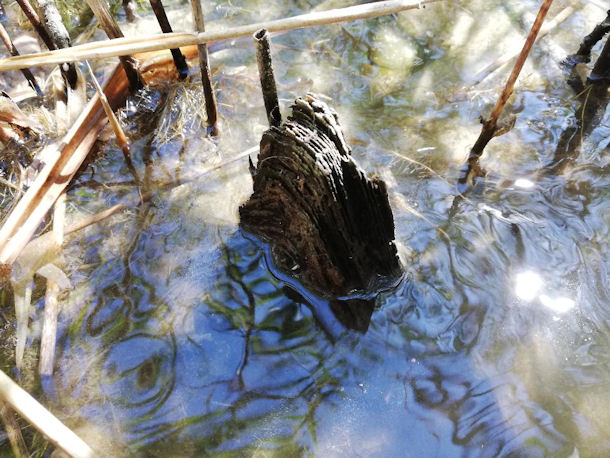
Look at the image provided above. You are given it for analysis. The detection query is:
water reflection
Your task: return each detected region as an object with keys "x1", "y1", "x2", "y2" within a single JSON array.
[
  {"x1": 514, "y1": 270, "x2": 576, "y2": 314},
  {"x1": 2, "y1": 0, "x2": 609, "y2": 456}
]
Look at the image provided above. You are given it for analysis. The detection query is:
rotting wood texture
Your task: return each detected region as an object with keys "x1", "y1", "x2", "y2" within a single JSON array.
[{"x1": 240, "y1": 94, "x2": 402, "y2": 298}]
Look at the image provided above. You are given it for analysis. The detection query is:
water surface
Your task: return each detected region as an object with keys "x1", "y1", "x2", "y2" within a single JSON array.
[{"x1": 1, "y1": 0, "x2": 609, "y2": 456}]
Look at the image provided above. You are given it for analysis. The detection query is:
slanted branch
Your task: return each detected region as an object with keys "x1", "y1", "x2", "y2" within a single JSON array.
[{"x1": 240, "y1": 95, "x2": 402, "y2": 298}]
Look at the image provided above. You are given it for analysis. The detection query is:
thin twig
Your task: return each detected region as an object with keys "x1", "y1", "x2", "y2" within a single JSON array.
[
  {"x1": 0, "y1": 0, "x2": 441, "y2": 71},
  {"x1": 254, "y1": 29, "x2": 281, "y2": 127},
  {"x1": 190, "y1": 0, "x2": 218, "y2": 135},
  {"x1": 150, "y1": 0, "x2": 189, "y2": 79},
  {"x1": 457, "y1": 0, "x2": 554, "y2": 192},
  {"x1": 0, "y1": 401, "x2": 28, "y2": 458},
  {"x1": 0, "y1": 23, "x2": 42, "y2": 96},
  {"x1": 0, "y1": 370, "x2": 95, "y2": 457},
  {"x1": 84, "y1": 60, "x2": 131, "y2": 156}
]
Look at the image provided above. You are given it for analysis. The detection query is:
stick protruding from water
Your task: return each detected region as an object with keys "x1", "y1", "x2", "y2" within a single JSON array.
[
  {"x1": 254, "y1": 29, "x2": 281, "y2": 128},
  {"x1": 190, "y1": 0, "x2": 218, "y2": 135}
]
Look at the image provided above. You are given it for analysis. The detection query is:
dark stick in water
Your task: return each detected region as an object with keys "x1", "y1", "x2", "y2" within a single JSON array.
[
  {"x1": 149, "y1": 0, "x2": 189, "y2": 79},
  {"x1": 84, "y1": 0, "x2": 144, "y2": 92},
  {"x1": 0, "y1": 23, "x2": 43, "y2": 96},
  {"x1": 254, "y1": 29, "x2": 281, "y2": 127},
  {"x1": 123, "y1": 0, "x2": 136, "y2": 22},
  {"x1": 190, "y1": 0, "x2": 218, "y2": 135}
]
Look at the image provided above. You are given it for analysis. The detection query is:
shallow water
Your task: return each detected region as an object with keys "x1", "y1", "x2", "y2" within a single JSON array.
[{"x1": 2, "y1": 0, "x2": 610, "y2": 456}]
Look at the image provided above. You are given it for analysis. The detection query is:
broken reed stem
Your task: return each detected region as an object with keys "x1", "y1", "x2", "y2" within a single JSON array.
[
  {"x1": 39, "y1": 192, "x2": 65, "y2": 376},
  {"x1": 150, "y1": 0, "x2": 189, "y2": 79},
  {"x1": 0, "y1": 0, "x2": 440, "y2": 70},
  {"x1": 458, "y1": 0, "x2": 554, "y2": 192},
  {"x1": 0, "y1": 23, "x2": 42, "y2": 96},
  {"x1": 16, "y1": 0, "x2": 56, "y2": 51},
  {"x1": 0, "y1": 400, "x2": 28, "y2": 458},
  {"x1": 254, "y1": 29, "x2": 281, "y2": 127},
  {"x1": 85, "y1": 60, "x2": 131, "y2": 156},
  {"x1": 84, "y1": 0, "x2": 144, "y2": 92},
  {"x1": 190, "y1": 0, "x2": 218, "y2": 135},
  {"x1": 0, "y1": 370, "x2": 95, "y2": 458}
]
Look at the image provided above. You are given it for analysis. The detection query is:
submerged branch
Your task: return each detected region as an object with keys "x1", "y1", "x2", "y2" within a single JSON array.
[{"x1": 0, "y1": 0, "x2": 441, "y2": 71}]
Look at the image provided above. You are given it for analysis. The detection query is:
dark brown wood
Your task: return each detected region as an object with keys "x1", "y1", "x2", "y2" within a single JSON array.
[
  {"x1": 589, "y1": 34, "x2": 610, "y2": 83},
  {"x1": 571, "y1": 10, "x2": 610, "y2": 64},
  {"x1": 84, "y1": 0, "x2": 144, "y2": 92},
  {"x1": 254, "y1": 29, "x2": 281, "y2": 127},
  {"x1": 149, "y1": 0, "x2": 188, "y2": 79},
  {"x1": 240, "y1": 95, "x2": 401, "y2": 299},
  {"x1": 190, "y1": 0, "x2": 218, "y2": 135}
]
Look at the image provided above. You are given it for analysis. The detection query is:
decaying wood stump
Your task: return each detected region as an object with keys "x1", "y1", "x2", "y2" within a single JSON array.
[{"x1": 239, "y1": 94, "x2": 402, "y2": 298}]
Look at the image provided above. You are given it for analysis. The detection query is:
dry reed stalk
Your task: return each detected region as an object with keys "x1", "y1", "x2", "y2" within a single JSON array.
[
  {"x1": 150, "y1": 0, "x2": 189, "y2": 79},
  {"x1": 38, "y1": 192, "x2": 65, "y2": 376},
  {"x1": 0, "y1": 0, "x2": 440, "y2": 71},
  {"x1": 458, "y1": 0, "x2": 554, "y2": 192},
  {"x1": 254, "y1": 29, "x2": 281, "y2": 127},
  {"x1": 0, "y1": 370, "x2": 95, "y2": 457},
  {"x1": 85, "y1": 60, "x2": 131, "y2": 156},
  {"x1": 0, "y1": 23, "x2": 42, "y2": 96},
  {"x1": 123, "y1": 0, "x2": 136, "y2": 22},
  {"x1": 84, "y1": 0, "x2": 144, "y2": 92},
  {"x1": 190, "y1": 0, "x2": 218, "y2": 135},
  {"x1": 0, "y1": 400, "x2": 28, "y2": 457},
  {"x1": 0, "y1": 63, "x2": 130, "y2": 266},
  {"x1": 0, "y1": 46, "x2": 200, "y2": 268}
]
